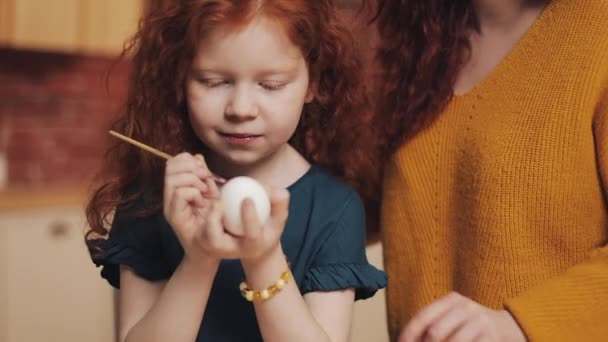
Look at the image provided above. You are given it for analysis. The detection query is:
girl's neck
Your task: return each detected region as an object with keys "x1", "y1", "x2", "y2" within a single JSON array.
[{"x1": 206, "y1": 144, "x2": 311, "y2": 189}]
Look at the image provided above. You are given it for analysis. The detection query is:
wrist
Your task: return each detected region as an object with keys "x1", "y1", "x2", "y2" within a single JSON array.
[
  {"x1": 182, "y1": 253, "x2": 221, "y2": 273},
  {"x1": 241, "y1": 243, "x2": 284, "y2": 269},
  {"x1": 241, "y1": 245, "x2": 288, "y2": 289}
]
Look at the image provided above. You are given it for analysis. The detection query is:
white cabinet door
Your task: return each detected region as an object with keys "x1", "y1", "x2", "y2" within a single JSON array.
[
  {"x1": 0, "y1": 206, "x2": 114, "y2": 342},
  {"x1": 0, "y1": 206, "x2": 389, "y2": 342}
]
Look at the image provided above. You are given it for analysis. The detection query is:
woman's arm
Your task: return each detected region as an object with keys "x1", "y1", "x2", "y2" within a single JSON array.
[
  {"x1": 503, "y1": 80, "x2": 608, "y2": 341},
  {"x1": 242, "y1": 246, "x2": 355, "y2": 342},
  {"x1": 119, "y1": 257, "x2": 219, "y2": 342},
  {"x1": 400, "y1": 82, "x2": 608, "y2": 342}
]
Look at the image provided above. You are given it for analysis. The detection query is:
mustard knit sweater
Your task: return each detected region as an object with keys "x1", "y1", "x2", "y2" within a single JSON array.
[{"x1": 380, "y1": 0, "x2": 608, "y2": 340}]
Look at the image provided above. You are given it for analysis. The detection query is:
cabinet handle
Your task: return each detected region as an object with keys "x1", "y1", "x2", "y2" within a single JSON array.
[{"x1": 49, "y1": 221, "x2": 69, "y2": 238}]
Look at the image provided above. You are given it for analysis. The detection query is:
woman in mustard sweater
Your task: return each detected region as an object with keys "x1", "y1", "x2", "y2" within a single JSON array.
[{"x1": 370, "y1": 0, "x2": 608, "y2": 340}]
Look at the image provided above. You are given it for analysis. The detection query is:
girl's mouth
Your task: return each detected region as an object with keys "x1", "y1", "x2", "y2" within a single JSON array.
[{"x1": 219, "y1": 132, "x2": 262, "y2": 145}]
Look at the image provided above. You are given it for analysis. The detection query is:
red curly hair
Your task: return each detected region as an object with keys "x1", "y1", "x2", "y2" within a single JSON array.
[
  {"x1": 86, "y1": 0, "x2": 377, "y2": 249},
  {"x1": 372, "y1": 0, "x2": 476, "y2": 153},
  {"x1": 351, "y1": 0, "x2": 477, "y2": 234}
]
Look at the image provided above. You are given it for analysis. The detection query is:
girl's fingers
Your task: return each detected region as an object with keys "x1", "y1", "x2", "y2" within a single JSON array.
[
  {"x1": 203, "y1": 175, "x2": 220, "y2": 198},
  {"x1": 268, "y1": 188, "x2": 290, "y2": 228},
  {"x1": 240, "y1": 188, "x2": 289, "y2": 242},
  {"x1": 165, "y1": 173, "x2": 209, "y2": 194},
  {"x1": 202, "y1": 201, "x2": 239, "y2": 252},
  {"x1": 165, "y1": 187, "x2": 207, "y2": 224},
  {"x1": 193, "y1": 153, "x2": 208, "y2": 166},
  {"x1": 193, "y1": 154, "x2": 221, "y2": 197},
  {"x1": 174, "y1": 187, "x2": 207, "y2": 210},
  {"x1": 167, "y1": 152, "x2": 200, "y2": 172},
  {"x1": 164, "y1": 154, "x2": 216, "y2": 205},
  {"x1": 166, "y1": 153, "x2": 212, "y2": 179},
  {"x1": 241, "y1": 198, "x2": 262, "y2": 240},
  {"x1": 203, "y1": 201, "x2": 224, "y2": 242}
]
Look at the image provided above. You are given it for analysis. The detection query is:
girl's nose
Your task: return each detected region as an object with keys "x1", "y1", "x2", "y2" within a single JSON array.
[{"x1": 225, "y1": 85, "x2": 259, "y2": 121}]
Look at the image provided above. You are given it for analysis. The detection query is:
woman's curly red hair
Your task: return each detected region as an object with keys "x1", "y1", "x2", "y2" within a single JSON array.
[
  {"x1": 375, "y1": 0, "x2": 478, "y2": 153},
  {"x1": 372, "y1": 0, "x2": 476, "y2": 154},
  {"x1": 354, "y1": 0, "x2": 477, "y2": 235},
  {"x1": 86, "y1": 0, "x2": 377, "y2": 248}
]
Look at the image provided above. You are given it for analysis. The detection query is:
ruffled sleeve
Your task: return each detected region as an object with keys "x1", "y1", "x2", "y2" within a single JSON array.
[
  {"x1": 300, "y1": 192, "x2": 387, "y2": 300},
  {"x1": 89, "y1": 199, "x2": 172, "y2": 288}
]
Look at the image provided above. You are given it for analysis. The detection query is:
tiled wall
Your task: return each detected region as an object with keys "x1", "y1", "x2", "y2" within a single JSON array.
[{"x1": 0, "y1": 48, "x2": 129, "y2": 189}]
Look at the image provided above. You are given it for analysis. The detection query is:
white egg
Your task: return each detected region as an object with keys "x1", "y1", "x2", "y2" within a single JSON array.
[{"x1": 220, "y1": 176, "x2": 270, "y2": 236}]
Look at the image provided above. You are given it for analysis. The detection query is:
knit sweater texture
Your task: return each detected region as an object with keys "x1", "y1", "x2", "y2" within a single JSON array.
[{"x1": 381, "y1": 0, "x2": 608, "y2": 340}]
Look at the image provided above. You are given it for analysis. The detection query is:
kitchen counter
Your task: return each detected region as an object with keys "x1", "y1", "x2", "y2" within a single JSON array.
[{"x1": 0, "y1": 186, "x2": 88, "y2": 211}]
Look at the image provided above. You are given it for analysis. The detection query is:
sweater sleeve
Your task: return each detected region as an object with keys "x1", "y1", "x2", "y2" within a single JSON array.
[{"x1": 504, "y1": 81, "x2": 608, "y2": 341}]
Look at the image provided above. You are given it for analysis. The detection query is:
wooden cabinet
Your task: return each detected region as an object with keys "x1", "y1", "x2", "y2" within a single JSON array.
[
  {"x1": 0, "y1": 205, "x2": 115, "y2": 342},
  {"x1": 0, "y1": 0, "x2": 143, "y2": 55},
  {"x1": 0, "y1": 221, "x2": 8, "y2": 342},
  {"x1": 0, "y1": 196, "x2": 387, "y2": 342}
]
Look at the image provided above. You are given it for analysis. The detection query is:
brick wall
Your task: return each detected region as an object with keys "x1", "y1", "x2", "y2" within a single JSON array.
[
  {"x1": 0, "y1": 4, "x2": 376, "y2": 189},
  {"x1": 0, "y1": 48, "x2": 130, "y2": 189}
]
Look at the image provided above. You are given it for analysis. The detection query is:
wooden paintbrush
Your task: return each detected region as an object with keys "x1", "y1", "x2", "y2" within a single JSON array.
[{"x1": 109, "y1": 130, "x2": 226, "y2": 184}]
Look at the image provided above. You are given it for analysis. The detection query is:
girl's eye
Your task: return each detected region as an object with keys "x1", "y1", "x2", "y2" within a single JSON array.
[
  {"x1": 200, "y1": 79, "x2": 230, "y2": 87},
  {"x1": 260, "y1": 82, "x2": 285, "y2": 91}
]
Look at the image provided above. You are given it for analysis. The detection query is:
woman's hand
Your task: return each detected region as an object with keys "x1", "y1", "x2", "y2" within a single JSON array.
[
  {"x1": 163, "y1": 152, "x2": 220, "y2": 263},
  {"x1": 399, "y1": 292, "x2": 526, "y2": 342}
]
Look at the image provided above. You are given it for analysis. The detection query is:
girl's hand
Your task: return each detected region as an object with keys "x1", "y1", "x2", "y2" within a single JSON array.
[
  {"x1": 163, "y1": 152, "x2": 220, "y2": 263},
  {"x1": 197, "y1": 187, "x2": 290, "y2": 262},
  {"x1": 399, "y1": 292, "x2": 526, "y2": 342}
]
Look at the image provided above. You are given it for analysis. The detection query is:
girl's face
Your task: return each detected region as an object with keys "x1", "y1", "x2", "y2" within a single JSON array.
[{"x1": 185, "y1": 16, "x2": 313, "y2": 169}]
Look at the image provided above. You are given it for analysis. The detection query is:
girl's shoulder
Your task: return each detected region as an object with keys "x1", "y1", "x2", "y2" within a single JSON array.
[
  {"x1": 283, "y1": 166, "x2": 386, "y2": 300},
  {"x1": 284, "y1": 165, "x2": 366, "y2": 243},
  {"x1": 288, "y1": 165, "x2": 364, "y2": 219},
  {"x1": 91, "y1": 193, "x2": 172, "y2": 288},
  {"x1": 289, "y1": 165, "x2": 362, "y2": 199}
]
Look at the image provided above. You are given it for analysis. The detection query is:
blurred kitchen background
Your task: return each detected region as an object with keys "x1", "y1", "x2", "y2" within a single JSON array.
[{"x1": 0, "y1": 1, "x2": 387, "y2": 341}]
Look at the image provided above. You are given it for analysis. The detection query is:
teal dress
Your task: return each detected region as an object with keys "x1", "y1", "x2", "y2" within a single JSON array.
[{"x1": 92, "y1": 165, "x2": 387, "y2": 341}]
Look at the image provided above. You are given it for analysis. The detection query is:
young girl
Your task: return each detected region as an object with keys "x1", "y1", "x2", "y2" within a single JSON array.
[{"x1": 85, "y1": 1, "x2": 386, "y2": 342}]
